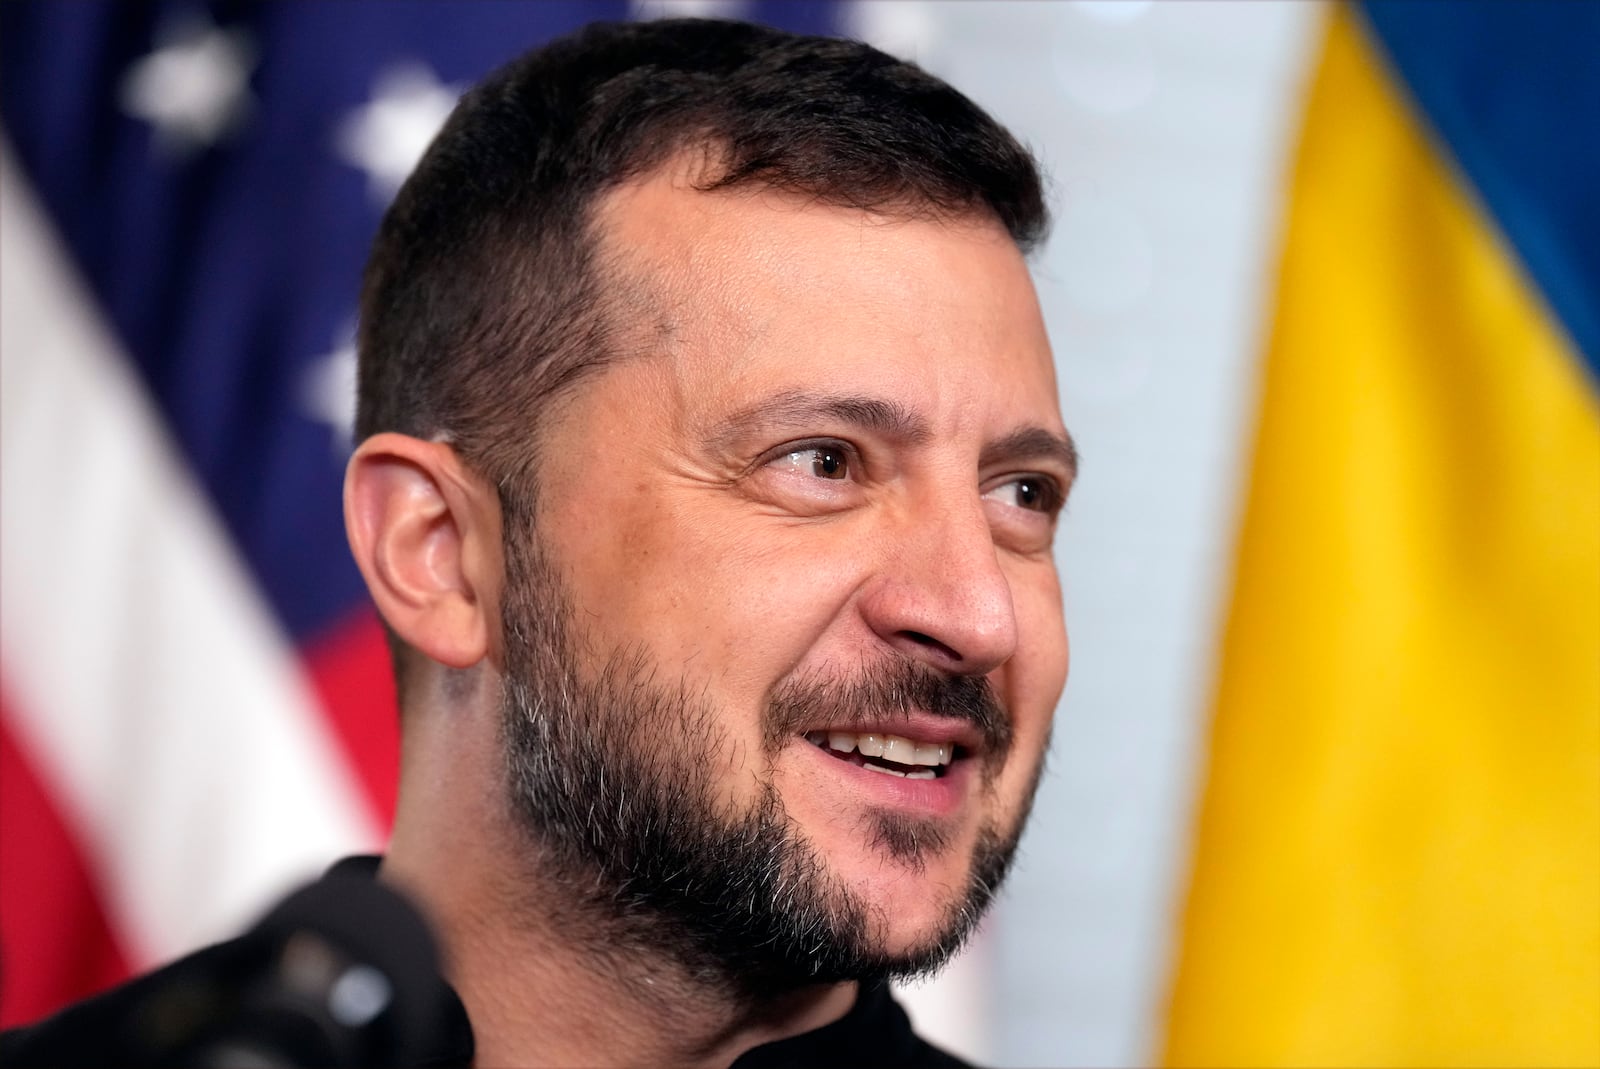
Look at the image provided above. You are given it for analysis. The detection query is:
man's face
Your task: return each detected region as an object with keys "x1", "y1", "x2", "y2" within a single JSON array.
[{"x1": 503, "y1": 167, "x2": 1071, "y2": 978}]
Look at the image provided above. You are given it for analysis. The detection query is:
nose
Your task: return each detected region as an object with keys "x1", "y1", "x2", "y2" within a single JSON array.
[{"x1": 859, "y1": 494, "x2": 1019, "y2": 676}]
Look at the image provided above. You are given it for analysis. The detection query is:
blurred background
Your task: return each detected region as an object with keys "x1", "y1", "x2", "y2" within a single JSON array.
[{"x1": 1, "y1": 2, "x2": 1595, "y2": 1065}]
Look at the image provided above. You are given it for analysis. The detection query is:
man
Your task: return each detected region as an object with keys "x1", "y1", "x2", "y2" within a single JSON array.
[{"x1": 5, "y1": 16, "x2": 1073, "y2": 1067}]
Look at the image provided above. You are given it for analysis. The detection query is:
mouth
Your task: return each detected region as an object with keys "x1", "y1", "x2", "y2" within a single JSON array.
[{"x1": 802, "y1": 729, "x2": 969, "y2": 780}]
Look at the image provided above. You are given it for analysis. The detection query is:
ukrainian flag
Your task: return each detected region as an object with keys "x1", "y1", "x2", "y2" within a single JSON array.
[{"x1": 1164, "y1": 3, "x2": 1599, "y2": 1066}]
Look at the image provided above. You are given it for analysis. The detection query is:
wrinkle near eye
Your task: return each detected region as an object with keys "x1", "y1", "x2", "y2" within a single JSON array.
[{"x1": 982, "y1": 475, "x2": 1064, "y2": 556}]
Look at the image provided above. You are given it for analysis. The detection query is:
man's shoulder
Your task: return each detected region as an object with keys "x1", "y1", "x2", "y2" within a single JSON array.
[
  {"x1": 735, "y1": 982, "x2": 978, "y2": 1069},
  {"x1": 6, "y1": 963, "x2": 972, "y2": 1069},
  {"x1": 1, "y1": 858, "x2": 472, "y2": 1068}
]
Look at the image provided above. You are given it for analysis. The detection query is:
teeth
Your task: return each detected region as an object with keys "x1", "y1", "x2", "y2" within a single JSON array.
[
  {"x1": 810, "y1": 731, "x2": 956, "y2": 768},
  {"x1": 881, "y1": 736, "x2": 916, "y2": 764},
  {"x1": 906, "y1": 769, "x2": 936, "y2": 780},
  {"x1": 863, "y1": 762, "x2": 906, "y2": 778}
]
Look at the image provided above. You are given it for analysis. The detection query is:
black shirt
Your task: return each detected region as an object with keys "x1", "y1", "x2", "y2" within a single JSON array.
[
  {"x1": 1, "y1": 859, "x2": 973, "y2": 1068},
  {"x1": 734, "y1": 980, "x2": 972, "y2": 1068}
]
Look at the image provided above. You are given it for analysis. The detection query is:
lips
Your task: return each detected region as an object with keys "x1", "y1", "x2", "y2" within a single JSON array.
[
  {"x1": 789, "y1": 716, "x2": 986, "y2": 826},
  {"x1": 789, "y1": 727, "x2": 975, "y2": 819}
]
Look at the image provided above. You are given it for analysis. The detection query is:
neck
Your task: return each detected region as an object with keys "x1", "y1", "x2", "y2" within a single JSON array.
[
  {"x1": 381, "y1": 701, "x2": 855, "y2": 1068},
  {"x1": 393, "y1": 842, "x2": 855, "y2": 1067}
]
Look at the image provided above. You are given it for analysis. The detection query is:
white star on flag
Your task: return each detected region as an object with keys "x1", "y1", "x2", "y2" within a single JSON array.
[
  {"x1": 631, "y1": 0, "x2": 750, "y2": 18},
  {"x1": 336, "y1": 63, "x2": 461, "y2": 205},
  {"x1": 119, "y1": 15, "x2": 256, "y2": 152},
  {"x1": 300, "y1": 329, "x2": 358, "y2": 455}
]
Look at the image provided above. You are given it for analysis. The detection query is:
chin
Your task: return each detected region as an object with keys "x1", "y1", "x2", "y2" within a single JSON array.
[
  {"x1": 873, "y1": 918, "x2": 971, "y2": 965},
  {"x1": 857, "y1": 904, "x2": 985, "y2": 982},
  {"x1": 825, "y1": 837, "x2": 990, "y2": 958}
]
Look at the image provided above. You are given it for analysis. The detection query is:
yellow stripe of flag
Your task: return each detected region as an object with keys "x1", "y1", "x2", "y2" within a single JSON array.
[{"x1": 1163, "y1": 7, "x2": 1600, "y2": 1066}]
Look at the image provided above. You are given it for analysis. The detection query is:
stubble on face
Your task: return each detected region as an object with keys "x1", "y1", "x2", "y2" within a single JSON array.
[{"x1": 495, "y1": 492, "x2": 1037, "y2": 1000}]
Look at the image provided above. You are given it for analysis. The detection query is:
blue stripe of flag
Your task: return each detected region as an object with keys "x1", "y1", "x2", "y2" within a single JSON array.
[{"x1": 1360, "y1": 0, "x2": 1600, "y2": 381}]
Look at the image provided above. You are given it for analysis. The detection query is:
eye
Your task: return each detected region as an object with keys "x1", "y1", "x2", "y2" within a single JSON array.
[
  {"x1": 809, "y1": 446, "x2": 848, "y2": 479},
  {"x1": 773, "y1": 443, "x2": 851, "y2": 480},
  {"x1": 984, "y1": 475, "x2": 1062, "y2": 514},
  {"x1": 751, "y1": 439, "x2": 863, "y2": 514}
]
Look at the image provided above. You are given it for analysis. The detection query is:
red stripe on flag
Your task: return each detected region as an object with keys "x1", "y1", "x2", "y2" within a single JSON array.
[
  {"x1": 301, "y1": 608, "x2": 400, "y2": 831},
  {"x1": 0, "y1": 694, "x2": 131, "y2": 1027}
]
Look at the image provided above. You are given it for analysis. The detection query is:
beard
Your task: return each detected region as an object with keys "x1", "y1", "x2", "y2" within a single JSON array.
[{"x1": 497, "y1": 516, "x2": 1039, "y2": 999}]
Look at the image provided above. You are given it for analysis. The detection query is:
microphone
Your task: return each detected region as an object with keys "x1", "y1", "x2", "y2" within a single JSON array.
[
  {"x1": 177, "y1": 871, "x2": 448, "y2": 1067},
  {"x1": 4, "y1": 867, "x2": 464, "y2": 1068}
]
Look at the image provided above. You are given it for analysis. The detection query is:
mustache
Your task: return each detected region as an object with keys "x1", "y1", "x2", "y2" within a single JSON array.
[{"x1": 764, "y1": 658, "x2": 1013, "y2": 759}]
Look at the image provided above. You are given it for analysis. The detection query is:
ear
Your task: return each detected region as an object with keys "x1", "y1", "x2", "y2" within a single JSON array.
[{"x1": 343, "y1": 433, "x2": 498, "y2": 670}]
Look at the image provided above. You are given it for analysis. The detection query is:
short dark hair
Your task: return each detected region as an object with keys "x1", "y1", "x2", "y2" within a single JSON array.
[{"x1": 355, "y1": 17, "x2": 1048, "y2": 485}]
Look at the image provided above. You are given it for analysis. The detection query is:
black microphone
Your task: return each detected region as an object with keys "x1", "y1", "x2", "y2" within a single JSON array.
[{"x1": 3, "y1": 868, "x2": 464, "y2": 1068}]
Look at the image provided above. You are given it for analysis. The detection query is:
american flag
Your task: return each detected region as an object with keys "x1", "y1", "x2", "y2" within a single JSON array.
[{"x1": 0, "y1": 0, "x2": 842, "y2": 1027}]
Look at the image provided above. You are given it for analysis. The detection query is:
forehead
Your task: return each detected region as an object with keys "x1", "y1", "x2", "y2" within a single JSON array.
[{"x1": 590, "y1": 162, "x2": 1063, "y2": 439}]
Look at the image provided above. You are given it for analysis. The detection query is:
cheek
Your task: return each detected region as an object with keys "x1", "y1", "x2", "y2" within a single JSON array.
[
  {"x1": 679, "y1": 525, "x2": 874, "y2": 696},
  {"x1": 549, "y1": 489, "x2": 864, "y2": 700},
  {"x1": 1001, "y1": 561, "x2": 1069, "y2": 735},
  {"x1": 990, "y1": 575, "x2": 1064, "y2": 821}
]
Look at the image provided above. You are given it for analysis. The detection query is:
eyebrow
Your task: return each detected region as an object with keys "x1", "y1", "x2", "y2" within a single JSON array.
[
  {"x1": 980, "y1": 425, "x2": 1079, "y2": 484},
  {"x1": 711, "y1": 390, "x2": 934, "y2": 449}
]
